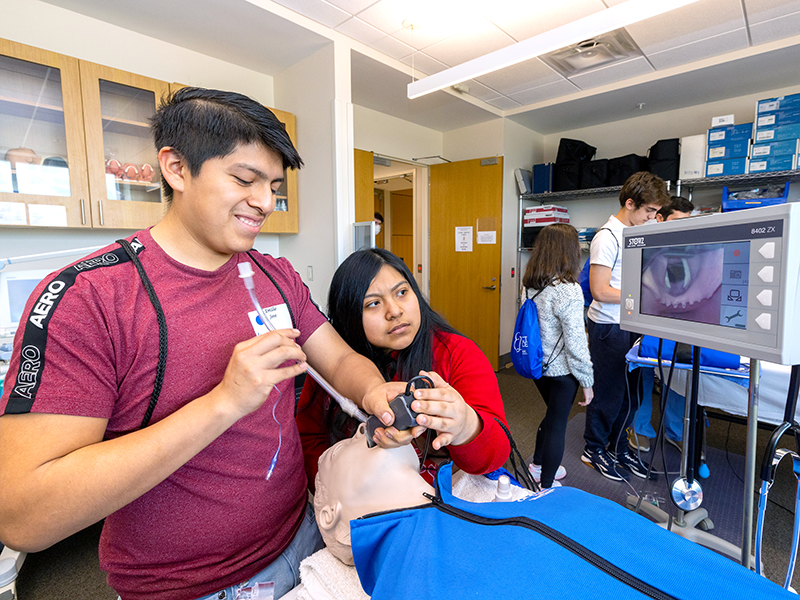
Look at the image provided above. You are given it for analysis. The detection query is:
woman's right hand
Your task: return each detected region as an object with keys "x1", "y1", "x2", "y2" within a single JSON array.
[{"x1": 579, "y1": 386, "x2": 594, "y2": 406}]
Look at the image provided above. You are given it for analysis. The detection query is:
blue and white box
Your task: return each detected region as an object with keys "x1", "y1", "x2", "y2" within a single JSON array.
[
  {"x1": 706, "y1": 157, "x2": 748, "y2": 177},
  {"x1": 707, "y1": 139, "x2": 751, "y2": 160},
  {"x1": 750, "y1": 139, "x2": 800, "y2": 158},
  {"x1": 708, "y1": 123, "x2": 753, "y2": 145},
  {"x1": 755, "y1": 123, "x2": 800, "y2": 143},
  {"x1": 756, "y1": 109, "x2": 800, "y2": 129},
  {"x1": 757, "y1": 93, "x2": 800, "y2": 114},
  {"x1": 747, "y1": 154, "x2": 797, "y2": 173}
]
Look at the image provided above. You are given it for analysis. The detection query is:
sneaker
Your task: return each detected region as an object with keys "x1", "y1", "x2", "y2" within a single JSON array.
[
  {"x1": 528, "y1": 463, "x2": 567, "y2": 482},
  {"x1": 581, "y1": 448, "x2": 626, "y2": 482},
  {"x1": 627, "y1": 428, "x2": 650, "y2": 453},
  {"x1": 613, "y1": 449, "x2": 654, "y2": 480},
  {"x1": 541, "y1": 480, "x2": 562, "y2": 488}
]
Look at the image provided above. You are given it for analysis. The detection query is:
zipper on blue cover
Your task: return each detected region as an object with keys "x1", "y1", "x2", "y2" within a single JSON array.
[{"x1": 424, "y1": 494, "x2": 677, "y2": 600}]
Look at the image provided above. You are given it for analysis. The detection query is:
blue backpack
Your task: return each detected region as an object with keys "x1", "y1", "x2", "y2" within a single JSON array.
[
  {"x1": 579, "y1": 227, "x2": 618, "y2": 307},
  {"x1": 511, "y1": 290, "x2": 562, "y2": 379}
]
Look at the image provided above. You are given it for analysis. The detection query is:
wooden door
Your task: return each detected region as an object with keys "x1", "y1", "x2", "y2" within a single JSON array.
[
  {"x1": 390, "y1": 188, "x2": 413, "y2": 271},
  {"x1": 354, "y1": 149, "x2": 374, "y2": 223},
  {"x1": 430, "y1": 157, "x2": 503, "y2": 370}
]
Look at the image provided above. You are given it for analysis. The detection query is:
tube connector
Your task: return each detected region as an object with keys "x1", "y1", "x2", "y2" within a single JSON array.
[{"x1": 237, "y1": 262, "x2": 256, "y2": 289}]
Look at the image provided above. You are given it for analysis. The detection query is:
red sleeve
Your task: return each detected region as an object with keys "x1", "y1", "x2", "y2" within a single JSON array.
[
  {"x1": 295, "y1": 377, "x2": 330, "y2": 494},
  {"x1": 433, "y1": 333, "x2": 510, "y2": 475}
]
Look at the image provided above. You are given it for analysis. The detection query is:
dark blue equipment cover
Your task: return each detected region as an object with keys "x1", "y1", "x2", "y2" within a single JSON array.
[{"x1": 351, "y1": 463, "x2": 792, "y2": 600}]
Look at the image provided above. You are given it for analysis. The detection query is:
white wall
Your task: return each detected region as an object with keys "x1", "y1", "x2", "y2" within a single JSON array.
[
  {"x1": 0, "y1": 0, "x2": 281, "y2": 275},
  {"x1": 275, "y1": 44, "x2": 339, "y2": 307},
  {"x1": 442, "y1": 119, "x2": 504, "y2": 161},
  {"x1": 353, "y1": 106, "x2": 442, "y2": 162}
]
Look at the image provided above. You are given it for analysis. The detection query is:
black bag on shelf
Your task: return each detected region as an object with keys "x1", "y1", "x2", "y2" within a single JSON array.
[
  {"x1": 607, "y1": 154, "x2": 649, "y2": 186},
  {"x1": 580, "y1": 159, "x2": 609, "y2": 189},
  {"x1": 520, "y1": 225, "x2": 542, "y2": 249},
  {"x1": 552, "y1": 161, "x2": 581, "y2": 191},
  {"x1": 648, "y1": 138, "x2": 680, "y2": 161},
  {"x1": 556, "y1": 138, "x2": 596, "y2": 164},
  {"x1": 647, "y1": 138, "x2": 680, "y2": 182}
]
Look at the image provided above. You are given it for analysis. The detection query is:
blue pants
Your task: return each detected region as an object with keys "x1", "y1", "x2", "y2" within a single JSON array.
[
  {"x1": 632, "y1": 368, "x2": 684, "y2": 442},
  {"x1": 584, "y1": 320, "x2": 639, "y2": 453}
]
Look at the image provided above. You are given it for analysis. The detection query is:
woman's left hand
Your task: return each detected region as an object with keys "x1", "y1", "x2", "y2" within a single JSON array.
[{"x1": 410, "y1": 370, "x2": 482, "y2": 450}]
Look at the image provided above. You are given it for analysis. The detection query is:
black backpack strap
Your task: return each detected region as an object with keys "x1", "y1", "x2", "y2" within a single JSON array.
[
  {"x1": 495, "y1": 417, "x2": 539, "y2": 492},
  {"x1": 116, "y1": 239, "x2": 168, "y2": 429},
  {"x1": 246, "y1": 251, "x2": 297, "y2": 329}
]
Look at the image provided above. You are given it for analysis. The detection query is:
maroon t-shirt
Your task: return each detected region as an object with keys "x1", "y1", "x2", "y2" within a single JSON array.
[{"x1": 0, "y1": 229, "x2": 327, "y2": 600}]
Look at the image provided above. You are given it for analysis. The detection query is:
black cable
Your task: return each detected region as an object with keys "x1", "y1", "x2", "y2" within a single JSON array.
[
  {"x1": 724, "y1": 421, "x2": 794, "y2": 515},
  {"x1": 495, "y1": 418, "x2": 538, "y2": 492}
]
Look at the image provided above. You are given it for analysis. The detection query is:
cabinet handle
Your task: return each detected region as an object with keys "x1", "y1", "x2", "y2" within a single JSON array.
[
  {"x1": 99, "y1": 200, "x2": 104, "y2": 226},
  {"x1": 483, "y1": 285, "x2": 497, "y2": 290},
  {"x1": 80, "y1": 198, "x2": 86, "y2": 225}
]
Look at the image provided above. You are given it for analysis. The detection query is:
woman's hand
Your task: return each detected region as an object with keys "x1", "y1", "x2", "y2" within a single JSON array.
[
  {"x1": 579, "y1": 386, "x2": 594, "y2": 407},
  {"x1": 361, "y1": 381, "x2": 425, "y2": 448},
  {"x1": 410, "y1": 370, "x2": 482, "y2": 450}
]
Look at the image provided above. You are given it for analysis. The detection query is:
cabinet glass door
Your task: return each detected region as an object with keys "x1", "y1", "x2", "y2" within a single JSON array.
[
  {"x1": 81, "y1": 61, "x2": 168, "y2": 230},
  {"x1": 0, "y1": 40, "x2": 90, "y2": 227}
]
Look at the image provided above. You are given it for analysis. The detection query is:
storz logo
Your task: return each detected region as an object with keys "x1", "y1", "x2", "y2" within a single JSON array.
[
  {"x1": 14, "y1": 345, "x2": 42, "y2": 399},
  {"x1": 28, "y1": 279, "x2": 67, "y2": 329},
  {"x1": 74, "y1": 252, "x2": 119, "y2": 271},
  {"x1": 627, "y1": 237, "x2": 646, "y2": 248}
]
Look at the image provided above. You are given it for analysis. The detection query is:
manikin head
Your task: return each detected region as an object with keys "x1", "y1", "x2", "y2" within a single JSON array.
[{"x1": 313, "y1": 423, "x2": 434, "y2": 565}]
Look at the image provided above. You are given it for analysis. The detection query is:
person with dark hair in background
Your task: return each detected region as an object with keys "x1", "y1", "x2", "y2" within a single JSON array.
[
  {"x1": 582, "y1": 171, "x2": 670, "y2": 481},
  {"x1": 522, "y1": 223, "x2": 593, "y2": 489},
  {"x1": 0, "y1": 87, "x2": 404, "y2": 600},
  {"x1": 629, "y1": 196, "x2": 695, "y2": 454},
  {"x1": 297, "y1": 248, "x2": 510, "y2": 489}
]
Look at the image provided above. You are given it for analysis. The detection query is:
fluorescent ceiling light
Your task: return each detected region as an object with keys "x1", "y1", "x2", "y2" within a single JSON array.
[{"x1": 407, "y1": 0, "x2": 701, "y2": 99}]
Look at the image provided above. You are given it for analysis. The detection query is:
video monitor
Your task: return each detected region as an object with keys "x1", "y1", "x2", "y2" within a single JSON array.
[
  {"x1": 0, "y1": 269, "x2": 50, "y2": 338},
  {"x1": 620, "y1": 203, "x2": 800, "y2": 365}
]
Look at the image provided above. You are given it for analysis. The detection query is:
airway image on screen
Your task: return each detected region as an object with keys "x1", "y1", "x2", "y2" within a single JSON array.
[{"x1": 640, "y1": 241, "x2": 749, "y2": 329}]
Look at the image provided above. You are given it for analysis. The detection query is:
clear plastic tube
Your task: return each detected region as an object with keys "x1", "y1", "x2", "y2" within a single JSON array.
[{"x1": 238, "y1": 263, "x2": 368, "y2": 423}]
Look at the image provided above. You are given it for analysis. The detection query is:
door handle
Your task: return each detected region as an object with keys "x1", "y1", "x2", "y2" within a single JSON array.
[{"x1": 483, "y1": 285, "x2": 497, "y2": 290}]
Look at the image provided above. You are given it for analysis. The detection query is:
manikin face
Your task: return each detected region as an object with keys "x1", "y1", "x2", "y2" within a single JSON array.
[
  {"x1": 314, "y1": 424, "x2": 433, "y2": 565},
  {"x1": 172, "y1": 142, "x2": 285, "y2": 264},
  {"x1": 361, "y1": 265, "x2": 421, "y2": 352}
]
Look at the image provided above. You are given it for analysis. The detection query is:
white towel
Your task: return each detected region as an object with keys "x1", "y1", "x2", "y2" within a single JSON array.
[
  {"x1": 452, "y1": 471, "x2": 534, "y2": 503},
  {"x1": 297, "y1": 548, "x2": 369, "y2": 600}
]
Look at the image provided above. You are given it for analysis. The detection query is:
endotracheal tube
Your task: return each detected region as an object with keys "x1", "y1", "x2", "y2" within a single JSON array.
[{"x1": 237, "y1": 263, "x2": 368, "y2": 478}]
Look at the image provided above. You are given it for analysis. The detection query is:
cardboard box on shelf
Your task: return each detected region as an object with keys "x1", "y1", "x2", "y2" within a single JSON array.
[
  {"x1": 750, "y1": 139, "x2": 800, "y2": 158},
  {"x1": 705, "y1": 157, "x2": 748, "y2": 177},
  {"x1": 755, "y1": 123, "x2": 800, "y2": 143},
  {"x1": 707, "y1": 139, "x2": 751, "y2": 160},
  {"x1": 757, "y1": 93, "x2": 800, "y2": 114},
  {"x1": 707, "y1": 123, "x2": 753, "y2": 145},
  {"x1": 747, "y1": 154, "x2": 797, "y2": 173}
]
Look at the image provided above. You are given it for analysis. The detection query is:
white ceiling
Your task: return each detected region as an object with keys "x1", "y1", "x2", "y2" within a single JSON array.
[{"x1": 43, "y1": 0, "x2": 800, "y2": 133}]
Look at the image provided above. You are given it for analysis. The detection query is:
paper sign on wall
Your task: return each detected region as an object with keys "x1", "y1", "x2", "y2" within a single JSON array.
[
  {"x1": 28, "y1": 203, "x2": 68, "y2": 227},
  {"x1": 455, "y1": 226, "x2": 473, "y2": 252},
  {"x1": 476, "y1": 216, "x2": 497, "y2": 244},
  {"x1": 0, "y1": 202, "x2": 27, "y2": 225}
]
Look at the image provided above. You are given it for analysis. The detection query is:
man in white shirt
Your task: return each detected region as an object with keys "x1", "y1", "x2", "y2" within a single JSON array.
[{"x1": 582, "y1": 172, "x2": 670, "y2": 481}]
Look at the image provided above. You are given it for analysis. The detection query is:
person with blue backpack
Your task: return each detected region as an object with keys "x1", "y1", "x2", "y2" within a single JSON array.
[{"x1": 520, "y1": 223, "x2": 593, "y2": 489}]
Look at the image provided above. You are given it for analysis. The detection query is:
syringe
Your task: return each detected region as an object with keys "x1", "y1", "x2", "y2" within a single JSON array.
[{"x1": 237, "y1": 262, "x2": 368, "y2": 423}]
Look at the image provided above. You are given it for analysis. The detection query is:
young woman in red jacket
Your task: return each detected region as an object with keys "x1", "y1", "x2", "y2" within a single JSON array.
[{"x1": 297, "y1": 249, "x2": 510, "y2": 488}]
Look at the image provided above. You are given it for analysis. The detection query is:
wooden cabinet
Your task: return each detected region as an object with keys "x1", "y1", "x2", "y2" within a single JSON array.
[
  {"x1": 0, "y1": 38, "x2": 91, "y2": 227},
  {"x1": 79, "y1": 61, "x2": 168, "y2": 229},
  {"x1": 1, "y1": 40, "x2": 300, "y2": 233}
]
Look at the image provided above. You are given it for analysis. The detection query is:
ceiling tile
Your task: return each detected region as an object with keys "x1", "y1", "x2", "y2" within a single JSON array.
[
  {"x1": 335, "y1": 17, "x2": 387, "y2": 45},
  {"x1": 508, "y1": 79, "x2": 581, "y2": 105},
  {"x1": 744, "y1": 0, "x2": 800, "y2": 24},
  {"x1": 485, "y1": 0, "x2": 608, "y2": 42},
  {"x1": 749, "y1": 11, "x2": 800, "y2": 44},
  {"x1": 422, "y1": 20, "x2": 515, "y2": 66},
  {"x1": 474, "y1": 57, "x2": 563, "y2": 97},
  {"x1": 269, "y1": 0, "x2": 351, "y2": 28},
  {"x1": 485, "y1": 96, "x2": 524, "y2": 110},
  {"x1": 568, "y1": 56, "x2": 654, "y2": 90},
  {"x1": 645, "y1": 28, "x2": 750, "y2": 70},
  {"x1": 455, "y1": 79, "x2": 501, "y2": 102},
  {"x1": 624, "y1": 0, "x2": 745, "y2": 56},
  {"x1": 371, "y1": 34, "x2": 415, "y2": 60},
  {"x1": 400, "y1": 52, "x2": 450, "y2": 75},
  {"x1": 326, "y1": 0, "x2": 380, "y2": 14}
]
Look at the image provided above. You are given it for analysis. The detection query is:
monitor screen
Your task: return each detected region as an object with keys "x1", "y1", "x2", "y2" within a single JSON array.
[
  {"x1": 640, "y1": 240, "x2": 750, "y2": 330},
  {"x1": 0, "y1": 269, "x2": 51, "y2": 337}
]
